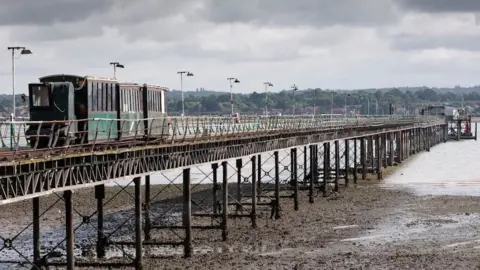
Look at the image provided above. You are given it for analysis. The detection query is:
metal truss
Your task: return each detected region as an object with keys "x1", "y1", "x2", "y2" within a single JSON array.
[{"x1": 0, "y1": 123, "x2": 448, "y2": 203}]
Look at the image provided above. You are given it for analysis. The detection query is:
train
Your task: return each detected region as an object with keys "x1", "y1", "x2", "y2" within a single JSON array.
[{"x1": 24, "y1": 74, "x2": 169, "y2": 148}]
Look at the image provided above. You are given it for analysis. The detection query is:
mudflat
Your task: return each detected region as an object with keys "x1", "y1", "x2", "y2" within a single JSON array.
[{"x1": 2, "y1": 177, "x2": 480, "y2": 270}]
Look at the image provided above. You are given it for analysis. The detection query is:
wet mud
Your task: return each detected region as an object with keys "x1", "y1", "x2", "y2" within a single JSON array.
[{"x1": 2, "y1": 177, "x2": 480, "y2": 269}]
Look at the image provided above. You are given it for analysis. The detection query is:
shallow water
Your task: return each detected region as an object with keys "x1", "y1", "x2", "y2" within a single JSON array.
[{"x1": 382, "y1": 125, "x2": 479, "y2": 196}]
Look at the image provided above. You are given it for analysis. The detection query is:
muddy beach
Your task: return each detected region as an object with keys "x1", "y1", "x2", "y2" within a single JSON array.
[
  {"x1": 136, "y1": 180, "x2": 480, "y2": 270},
  {"x1": 2, "y1": 173, "x2": 480, "y2": 269}
]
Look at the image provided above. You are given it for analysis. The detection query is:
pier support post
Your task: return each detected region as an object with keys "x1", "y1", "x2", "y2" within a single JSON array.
[
  {"x1": 334, "y1": 140, "x2": 340, "y2": 191},
  {"x1": 257, "y1": 154, "x2": 262, "y2": 203},
  {"x1": 251, "y1": 156, "x2": 257, "y2": 228},
  {"x1": 212, "y1": 163, "x2": 219, "y2": 215},
  {"x1": 309, "y1": 145, "x2": 315, "y2": 203},
  {"x1": 360, "y1": 137, "x2": 367, "y2": 180},
  {"x1": 64, "y1": 190, "x2": 74, "y2": 270},
  {"x1": 411, "y1": 129, "x2": 415, "y2": 155},
  {"x1": 475, "y1": 122, "x2": 478, "y2": 141},
  {"x1": 415, "y1": 128, "x2": 419, "y2": 153},
  {"x1": 443, "y1": 125, "x2": 448, "y2": 143},
  {"x1": 303, "y1": 146, "x2": 307, "y2": 188},
  {"x1": 353, "y1": 139, "x2": 358, "y2": 184},
  {"x1": 274, "y1": 151, "x2": 281, "y2": 219},
  {"x1": 221, "y1": 161, "x2": 229, "y2": 241},
  {"x1": 396, "y1": 131, "x2": 402, "y2": 163},
  {"x1": 291, "y1": 148, "x2": 299, "y2": 211},
  {"x1": 144, "y1": 176, "x2": 151, "y2": 242},
  {"x1": 457, "y1": 121, "x2": 461, "y2": 141},
  {"x1": 236, "y1": 159, "x2": 243, "y2": 213},
  {"x1": 426, "y1": 127, "x2": 431, "y2": 152},
  {"x1": 382, "y1": 134, "x2": 388, "y2": 168},
  {"x1": 95, "y1": 185, "x2": 106, "y2": 258},
  {"x1": 405, "y1": 131, "x2": 409, "y2": 159},
  {"x1": 33, "y1": 197, "x2": 40, "y2": 267},
  {"x1": 388, "y1": 133, "x2": 394, "y2": 166},
  {"x1": 368, "y1": 136, "x2": 374, "y2": 171},
  {"x1": 322, "y1": 142, "x2": 329, "y2": 197},
  {"x1": 182, "y1": 170, "x2": 192, "y2": 258},
  {"x1": 134, "y1": 177, "x2": 143, "y2": 267},
  {"x1": 344, "y1": 140, "x2": 349, "y2": 187},
  {"x1": 376, "y1": 135, "x2": 382, "y2": 180}
]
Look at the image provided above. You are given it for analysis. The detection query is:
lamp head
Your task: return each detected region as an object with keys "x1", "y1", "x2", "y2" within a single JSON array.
[{"x1": 20, "y1": 49, "x2": 32, "y2": 55}]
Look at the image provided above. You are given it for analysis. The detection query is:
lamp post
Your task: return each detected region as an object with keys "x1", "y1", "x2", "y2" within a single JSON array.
[
  {"x1": 7, "y1": 46, "x2": 32, "y2": 118},
  {"x1": 344, "y1": 93, "x2": 351, "y2": 117},
  {"x1": 291, "y1": 84, "x2": 298, "y2": 115},
  {"x1": 227, "y1": 77, "x2": 240, "y2": 116},
  {"x1": 7, "y1": 46, "x2": 32, "y2": 151},
  {"x1": 109, "y1": 62, "x2": 124, "y2": 79},
  {"x1": 177, "y1": 71, "x2": 194, "y2": 117},
  {"x1": 263, "y1": 82, "x2": 273, "y2": 116}
]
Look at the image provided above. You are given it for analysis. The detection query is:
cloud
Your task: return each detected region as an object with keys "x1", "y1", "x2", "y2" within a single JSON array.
[
  {"x1": 396, "y1": 0, "x2": 480, "y2": 13},
  {"x1": 0, "y1": 0, "x2": 114, "y2": 26},
  {"x1": 201, "y1": 0, "x2": 401, "y2": 27},
  {"x1": 2, "y1": 0, "x2": 480, "y2": 96}
]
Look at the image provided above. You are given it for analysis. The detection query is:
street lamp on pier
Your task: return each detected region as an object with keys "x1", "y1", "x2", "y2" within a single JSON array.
[
  {"x1": 177, "y1": 71, "x2": 194, "y2": 117},
  {"x1": 291, "y1": 84, "x2": 298, "y2": 115},
  {"x1": 7, "y1": 46, "x2": 32, "y2": 117},
  {"x1": 109, "y1": 62, "x2": 124, "y2": 79},
  {"x1": 227, "y1": 77, "x2": 240, "y2": 116},
  {"x1": 344, "y1": 93, "x2": 351, "y2": 117},
  {"x1": 263, "y1": 82, "x2": 273, "y2": 116}
]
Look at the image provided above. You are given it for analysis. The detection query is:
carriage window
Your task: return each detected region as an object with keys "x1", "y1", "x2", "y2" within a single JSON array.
[
  {"x1": 120, "y1": 88, "x2": 124, "y2": 112},
  {"x1": 160, "y1": 91, "x2": 164, "y2": 113},
  {"x1": 128, "y1": 89, "x2": 132, "y2": 112},
  {"x1": 104, "y1": 83, "x2": 108, "y2": 111},
  {"x1": 88, "y1": 81, "x2": 92, "y2": 110},
  {"x1": 147, "y1": 91, "x2": 151, "y2": 111},
  {"x1": 121, "y1": 88, "x2": 126, "y2": 112},
  {"x1": 130, "y1": 89, "x2": 134, "y2": 111},
  {"x1": 103, "y1": 83, "x2": 108, "y2": 111},
  {"x1": 104, "y1": 83, "x2": 109, "y2": 111},
  {"x1": 92, "y1": 82, "x2": 98, "y2": 111},
  {"x1": 138, "y1": 89, "x2": 142, "y2": 111},
  {"x1": 132, "y1": 89, "x2": 136, "y2": 111},
  {"x1": 163, "y1": 91, "x2": 167, "y2": 113},
  {"x1": 31, "y1": 85, "x2": 50, "y2": 107},
  {"x1": 97, "y1": 83, "x2": 103, "y2": 111},
  {"x1": 151, "y1": 91, "x2": 155, "y2": 111},
  {"x1": 112, "y1": 84, "x2": 116, "y2": 111},
  {"x1": 108, "y1": 83, "x2": 112, "y2": 111}
]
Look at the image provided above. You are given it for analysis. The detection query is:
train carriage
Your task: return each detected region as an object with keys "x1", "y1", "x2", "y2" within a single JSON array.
[{"x1": 25, "y1": 73, "x2": 169, "y2": 148}]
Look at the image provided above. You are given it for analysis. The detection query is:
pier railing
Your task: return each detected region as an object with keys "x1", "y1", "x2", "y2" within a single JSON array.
[{"x1": 0, "y1": 115, "x2": 444, "y2": 159}]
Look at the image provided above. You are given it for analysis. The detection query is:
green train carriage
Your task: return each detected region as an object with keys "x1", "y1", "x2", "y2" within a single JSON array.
[{"x1": 25, "y1": 74, "x2": 169, "y2": 148}]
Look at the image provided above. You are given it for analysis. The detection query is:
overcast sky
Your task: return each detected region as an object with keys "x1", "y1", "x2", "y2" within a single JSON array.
[{"x1": 1, "y1": 0, "x2": 480, "y2": 94}]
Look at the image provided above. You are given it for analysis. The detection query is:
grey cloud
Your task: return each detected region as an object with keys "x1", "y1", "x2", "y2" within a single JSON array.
[
  {"x1": 0, "y1": 0, "x2": 115, "y2": 26},
  {"x1": 1, "y1": 0, "x2": 401, "y2": 29},
  {"x1": 200, "y1": 0, "x2": 401, "y2": 27},
  {"x1": 117, "y1": 41, "x2": 306, "y2": 63},
  {"x1": 0, "y1": 0, "x2": 202, "y2": 27},
  {"x1": 396, "y1": 0, "x2": 480, "y2": 12},
  {"x1": 391, "y1": 34, "x2": 480, "y2": 51},
  {"x1": 9, "y1": 22, "x2": 104, "y2": 42}
]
